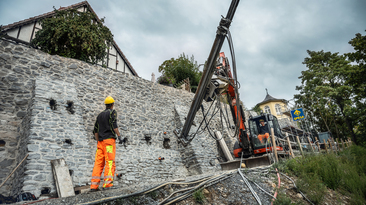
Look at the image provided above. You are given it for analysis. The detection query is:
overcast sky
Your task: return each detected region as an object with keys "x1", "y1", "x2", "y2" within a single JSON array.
[{"x1": 1, "y1": 0, "x2": 365, "y2": 108}]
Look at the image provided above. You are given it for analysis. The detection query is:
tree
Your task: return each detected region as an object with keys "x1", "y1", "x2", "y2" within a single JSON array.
[
  {"x1": 251, "y1": 104, "x2": 262, "y2": 115},
  {"x1": 345, "y1": 30, "x2": 366, "y2": 146},
  {"x1": 31, "y1": 7, "x2": 113, "y2": 64},
  {"x1": 294, "y1": 50, "x2": 358, "y2": 144},
  {"x1": 158, "y1": 53, "x2": 202, "y2": 92}
]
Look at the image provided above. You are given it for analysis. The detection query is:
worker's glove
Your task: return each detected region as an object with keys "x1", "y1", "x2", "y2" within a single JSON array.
[{"x1": 118, "y1": 136, "x2": 123, "y2": 144}]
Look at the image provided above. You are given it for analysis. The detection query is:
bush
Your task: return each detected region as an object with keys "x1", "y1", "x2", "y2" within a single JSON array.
[
  {"x1": 296, "y1": 174, "x2": 327, "y2": 204},
  {"x1": 284, "y1": 146, "x2": 366, "y2": 204},
  {"x1": 273, "y1": 192, "x2": 293, "y2": 205},
  {"x1": 193, "y1": 189, "x2": 206, "y2": 204}
]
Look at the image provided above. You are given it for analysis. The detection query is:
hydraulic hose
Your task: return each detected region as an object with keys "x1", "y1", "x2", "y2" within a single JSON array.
[
  {"x1": 77, "y1": 174, "x2": 217, "y2": 205},
  {"x1": 238, "y1": 168, "x2": 262, "y2": 205}
]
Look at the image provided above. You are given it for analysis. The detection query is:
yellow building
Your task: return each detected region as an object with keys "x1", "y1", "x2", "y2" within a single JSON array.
[{"x1": 256, "y1": 90, "x2": 291, "y2": 121}]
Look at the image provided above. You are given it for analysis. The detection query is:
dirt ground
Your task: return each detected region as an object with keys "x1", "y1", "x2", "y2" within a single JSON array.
[{"x1": 3, "y1": 168, "x2": 352, "y2": 205}]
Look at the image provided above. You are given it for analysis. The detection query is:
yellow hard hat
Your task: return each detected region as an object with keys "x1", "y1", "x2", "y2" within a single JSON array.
[{"x1": 104, "y1": 96, "x2": 115, "y2": 104}]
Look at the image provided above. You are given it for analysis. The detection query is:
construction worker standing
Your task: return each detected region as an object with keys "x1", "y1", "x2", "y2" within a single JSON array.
[{"x1": 90, "y1": 96, "x2": 122, "y2": 191}]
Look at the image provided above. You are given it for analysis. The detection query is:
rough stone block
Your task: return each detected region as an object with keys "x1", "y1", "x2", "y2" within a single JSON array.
[{"x1": 27, "y1": 144, "x2": 39, "y2": 152}]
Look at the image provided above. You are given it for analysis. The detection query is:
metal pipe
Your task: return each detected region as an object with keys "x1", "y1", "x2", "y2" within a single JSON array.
[{"x1": 179, "y1": 0, "x2": 240, "y2": 145}]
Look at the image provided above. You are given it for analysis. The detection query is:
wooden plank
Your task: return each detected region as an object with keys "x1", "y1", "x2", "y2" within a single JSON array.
[
  {"x1": 215, "y1": 131, "x2": 234, "y2": 162},
  {"x1": 51, "y1": 158, "x2": 75, "y2": 198},
  {"x1": 341, "y1": 139, "x2": 345, "y2": 150},
  {"x1": 285, "y1": 133, "x2": 294, "y2": 158},
  {"x1": 315, "y1": 137, "x2": 321, "y2": 153},
  {"x1": 331, "y1": 138, "x2": 337, "y2": 153},
  {"x1": 336, "y1": 138, "x2": 341, "y2": 151},
  {"x1": 328, "y1": 140, "x2": 334, "y2": 153},
  {"x1": 74, "y1": 185, "x2": 90, "y2": 194},
  {"x1": 296, "y1": 136, "x2": 304, "y2": 157},
  {"x1": 270, "y1": 128, "x2": 278, "y2": 162},
  {"x1": 307, "y1": 137, "x2": 314, "y2": 152},
  {"x1": 323, "y1": 139, "x2": 328, "y2": 153}
]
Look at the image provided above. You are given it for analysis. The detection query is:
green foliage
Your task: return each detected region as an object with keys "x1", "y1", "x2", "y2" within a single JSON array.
[
  {"x1": 157, "y1": 74, "x2": 176, "y2": 85},
  {"x1": 284, "y1": 146, "x2": 366, "y2": 204},
  {"x1": 192, "y1": 189, "x2": 206, "y2": 204},
  {"x1": 158, "y1": 53, "x2": 202, "y2": 92},
  {"x1": 295, "y1": 30, "x2": 366, "y2": 145},
  {"x1": 296, "y1": 174, "x2": 327, "y2": 204},
  {"x1": 273, "y1": 192, "x2": 294, "y2": 205},
  {"x1": 128, "y1": 196, "x2": 140, "y2": 205},
  {"x1": 31, "y1": 7, "x2": 113, "y2": 64},
  {"x1": 345, "y1": 30, "x2": 366, "y2": 146},
  {"x1": 147, "y1": 190, "x2": 159, "y2": 200},
  {"x1": 251, "y1": 104, "x2": 262, "y2": 115},
  {"x1": 294, "y1": 50, "x2": 357, "y2": 144}
]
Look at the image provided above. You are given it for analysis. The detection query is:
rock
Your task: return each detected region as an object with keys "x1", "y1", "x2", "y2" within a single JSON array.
[
  {"x1": 68, "y1": 64, "x2": 78, "y2": 69},
  {"x1": 15, "y1": 99, "x2": 28, "y2": 105},
  {"x1": 17, "y1": 111, "x2": 27, "y2": 117},
  {"x1": 203, "y1": 189, "x2": 209, "y2": 195},
  {"x1": 0, "y1": 159, "x2": 15, "y2": 168},
  {"x1": 296, "y1": 193, "x2": 303, "y2": 198}
]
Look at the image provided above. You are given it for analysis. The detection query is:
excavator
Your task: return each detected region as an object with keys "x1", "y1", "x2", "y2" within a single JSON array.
[
  {"x1": 176, "y1": 0, "x2": 284, "y2": 162},
  {"x1": 204, "y1": 52, "x2": 284, "y2": 157}
]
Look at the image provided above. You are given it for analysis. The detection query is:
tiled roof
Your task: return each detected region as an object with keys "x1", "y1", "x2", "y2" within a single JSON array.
[
  {"x1": 1, "y1": 1, "x2": 138, "y2": 77},
  {"x1": 257, "y1": 93, "x2": 287, "y2": 106}
]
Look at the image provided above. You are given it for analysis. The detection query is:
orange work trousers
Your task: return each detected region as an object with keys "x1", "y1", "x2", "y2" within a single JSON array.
[
  {"x1": 90, "y1": 138, "x2": 116, "y2": 189},
  {"x1": 258, "y1": 133, "x2": 269, "y2": 144}
]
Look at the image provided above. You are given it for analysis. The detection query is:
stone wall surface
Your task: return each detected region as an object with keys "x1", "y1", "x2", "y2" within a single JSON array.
[{"x1": 0, "y1": 39, "x2": 236, "y2": 198}]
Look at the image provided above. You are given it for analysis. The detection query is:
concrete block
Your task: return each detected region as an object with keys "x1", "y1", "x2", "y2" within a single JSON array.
[{"x1": 51, "y1": 158, "x2": 75, "y2": 198}]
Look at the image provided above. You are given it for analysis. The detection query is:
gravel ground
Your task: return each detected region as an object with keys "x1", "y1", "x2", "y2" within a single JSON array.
[{"x1": 6, "y1": 166, "x2": 279, "y2": 205}]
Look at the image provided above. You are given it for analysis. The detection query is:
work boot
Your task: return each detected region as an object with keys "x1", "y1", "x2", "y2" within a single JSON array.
[
  {"x1": 102, "y1": 186, "x2": 116, "y2": 191},
  {"x1": 90, "y1": 188, "x2": 100, "y2": 192}
]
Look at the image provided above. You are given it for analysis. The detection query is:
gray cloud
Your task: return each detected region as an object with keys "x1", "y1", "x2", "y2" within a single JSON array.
[{"x1": 1, "y1": 0, "x2": 365, "y2": 108}]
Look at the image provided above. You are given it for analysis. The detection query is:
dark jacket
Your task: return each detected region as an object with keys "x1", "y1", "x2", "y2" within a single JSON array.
[
  {"x1": 259, "y1": 124, "x2": 269, "y2": 134},
  {"x1": 93, "y1": 109, "x2": 118, "y2": 141}
]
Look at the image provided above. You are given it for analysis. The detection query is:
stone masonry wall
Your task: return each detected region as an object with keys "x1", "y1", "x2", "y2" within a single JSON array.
[{"x1": 0, "y1": 39, "x2": 236, "y2": 198}]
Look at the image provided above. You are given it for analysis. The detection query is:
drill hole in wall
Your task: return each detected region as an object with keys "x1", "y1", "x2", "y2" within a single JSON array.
[
  {"x1": 49, "y1": 99, "x2": 57, "y2": 110},
  {"x1": 69, "y1": 169, "x2": 74, "y2": 177},
  {"x1": 163, "y1": 138, "x2": 170, "y2": 149},
  {"x1": 0, "y1": 140, "x2": 5, "y2": 147},
  {"x1": 65, "y1": 139, "x2": 73, "y2": 145},
  {"x1": 66, "y1": 101, "x2": 75, "y2": 114},
  {"x1": 41, "y1": 187, "x2": 51, "y2": 195}
]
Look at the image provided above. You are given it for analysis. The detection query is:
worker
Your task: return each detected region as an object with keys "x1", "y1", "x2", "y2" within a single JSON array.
[
  {"x1": 90, "y1": 96, "x2": 123, "y2": 191},
  {"x1": 258, "y1": 119, "x2": 270, "y2": 144}
]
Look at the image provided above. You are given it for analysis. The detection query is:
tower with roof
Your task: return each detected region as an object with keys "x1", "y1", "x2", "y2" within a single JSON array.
[{"x1": 256, "y1": 89, "x2": 291, "y2": 120}]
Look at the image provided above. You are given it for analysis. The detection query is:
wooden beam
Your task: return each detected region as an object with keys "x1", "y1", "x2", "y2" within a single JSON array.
[
  {"x1": 315, "y1": 137, "x2": 321, "y2": 153},
  {"x1": 336, "y1": 138, "x2": 341, "y2": 151},
  {"x1": 296, "y1": 136, "x2": 304, "y2": 157},
  {"x1": 341, "y1": 139, "x2": 345, "y2": 150},
  {"x1": 270, "y1": 128, "x2": 278, "y2": 162},
  {"x1": 323, "y1": 139, "x2": 328, "y2": 153},
  {"x1": 286, "y1": 133, "x2": 294, "y2": 158},
  {"x1": 307, "y1": 137, "x2": 314, "y2": 153},
  {"x1": 328, "y1": 139, "x2": 334, "y2": 153}
]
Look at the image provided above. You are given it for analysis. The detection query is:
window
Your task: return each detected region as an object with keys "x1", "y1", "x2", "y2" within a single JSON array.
[
  {"x1": 275, "y1": 104, "x2": 282, "y2": 115},
  {"x1": 264, "y1": 106, "x2": 271, "y2": 114}
]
